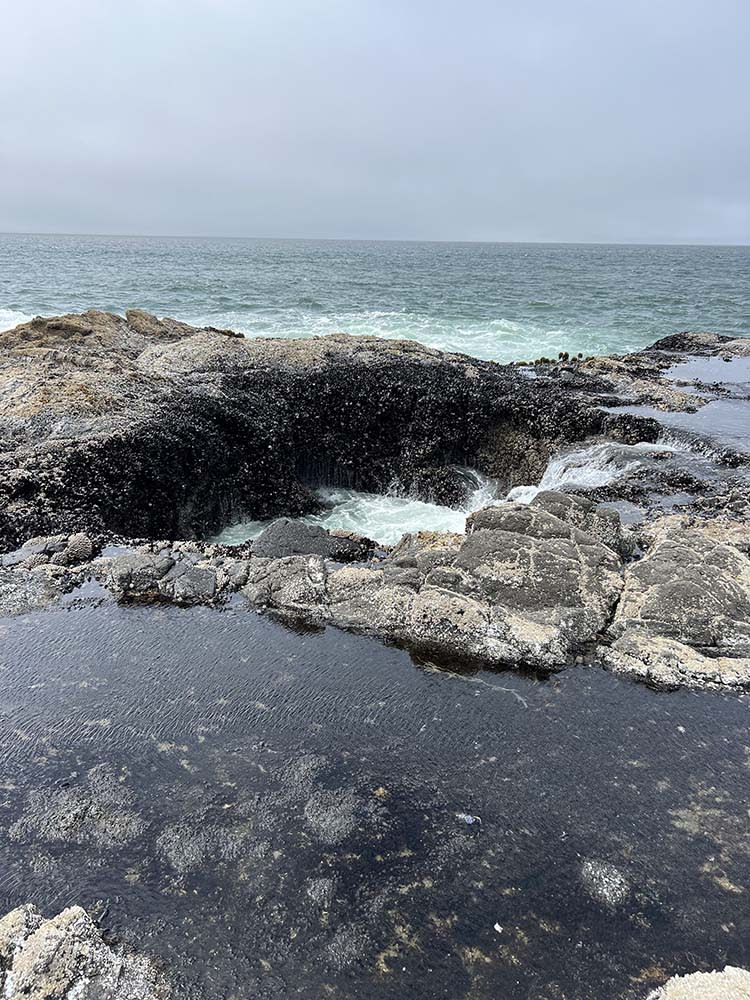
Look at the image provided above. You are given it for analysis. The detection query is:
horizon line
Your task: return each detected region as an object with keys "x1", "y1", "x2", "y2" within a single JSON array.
[{"x1": 1, "y1": 229, "x2": 748, "y2": 249}]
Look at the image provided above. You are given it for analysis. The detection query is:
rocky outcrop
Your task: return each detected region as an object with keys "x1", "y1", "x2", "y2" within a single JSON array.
[
  {"x1": 241, "y1": 499, "x2": 624, "y2": 671},
  {"x1": 2, "y1": 310, "x2": 749, "y2": 687},
  {"x1": 647, "y1": 965, "x2": 750, "y2": 999},
  {"x1": 2, "y1": 493, "x2": 749, "y2": 689},
  {"x1": 601, "y1": 512, "x2": 750, "y2": 689},
  {"x1": 0, "y1": 309, "x2": 626, "y2": 551},
  {"x1": 0, "y1": 903, "x2": 166, "y2": 999}
]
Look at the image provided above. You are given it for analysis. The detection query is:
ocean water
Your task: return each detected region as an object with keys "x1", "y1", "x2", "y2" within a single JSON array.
[{"x1": 1, "y1": 233, "x2": 748, "y2": 363}]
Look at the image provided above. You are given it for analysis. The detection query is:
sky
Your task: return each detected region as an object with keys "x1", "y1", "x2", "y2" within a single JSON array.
[{"x1": 2, "y1": 0, "x2": 749, "y2": 244}]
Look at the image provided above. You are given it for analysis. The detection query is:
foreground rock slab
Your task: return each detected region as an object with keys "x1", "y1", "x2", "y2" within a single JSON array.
[
  {"x1": 243, "y1": 494, "x2": 624, "y2": 671},
  {"x1": 0, "y1": 903, "x2": 166, "y2": 999}
]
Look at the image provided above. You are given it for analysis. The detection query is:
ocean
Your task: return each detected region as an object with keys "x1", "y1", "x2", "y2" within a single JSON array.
[{"x1": 1, "y1": 233, "x2": 748, "y2": 363}]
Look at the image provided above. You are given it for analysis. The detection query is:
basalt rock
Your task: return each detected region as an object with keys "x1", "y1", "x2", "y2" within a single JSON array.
[
  {"x1": 252, "y1": 519, "x2": 375, "y2": 562},
  {"x1": 0, "y1": 309, "x2": 688, "y2": 552},
  {"x1": 242, "y1": 501, "x2": 624, "y2": 671},
  {"x1": 601, "y1": 513, "x2": 750, "y2": 689},
  {"x1": 0, "y1": 903, "x2": 166, "y2": 999}
]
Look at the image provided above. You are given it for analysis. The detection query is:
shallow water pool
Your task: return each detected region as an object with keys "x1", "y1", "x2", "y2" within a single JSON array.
[{"x1": 1, "y1": 599, "x2": 749, "y2": 998}]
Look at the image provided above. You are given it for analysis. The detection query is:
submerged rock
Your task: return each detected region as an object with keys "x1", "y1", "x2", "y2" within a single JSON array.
[{"x1": 0, "y1": 903, "x2": 166, "y2": 999}]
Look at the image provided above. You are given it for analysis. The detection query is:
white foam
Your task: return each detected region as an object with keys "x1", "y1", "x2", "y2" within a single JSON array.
[
  {"x1": 0, "y1": 308, "x2": 32, "y2": 333},
  {"x1": 506, "y1": 440, "x2": 674, "y2": 504},
  {"x1": 190, "y1": 308, "x2": 630, "y2": 365},
  {"x1": 213, "y1": 469, "x2": 497, "y2": 547}
]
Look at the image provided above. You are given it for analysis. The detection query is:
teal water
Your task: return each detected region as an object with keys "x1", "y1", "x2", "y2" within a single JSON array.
[{"x1": 1, "y1": 234, "x2": 748, "y2": 362}]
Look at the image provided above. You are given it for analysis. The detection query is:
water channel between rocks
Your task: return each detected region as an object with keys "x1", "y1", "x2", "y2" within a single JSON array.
[{"x1": 1, "y1": 598, "x2": 749, "y2": 999}]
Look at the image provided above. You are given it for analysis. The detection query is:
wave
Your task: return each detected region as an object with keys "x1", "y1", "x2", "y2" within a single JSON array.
[
  {"x1": 506, "y1": 440, "x2": 676, "y2": 504},
  {"x1": 187, "y1": 307, "x2": 646, "y2": 365},
  {"x1": 0, "y1": 308, "x2": 33, "y2": 333}
]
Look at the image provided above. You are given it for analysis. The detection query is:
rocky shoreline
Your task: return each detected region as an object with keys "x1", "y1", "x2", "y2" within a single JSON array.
[
  {"x1": 1, "y1": 310, "x2": 749, "y2": 690},
  {"x1": 2, "y1": 310, "x2": 750, "y2": 998}
]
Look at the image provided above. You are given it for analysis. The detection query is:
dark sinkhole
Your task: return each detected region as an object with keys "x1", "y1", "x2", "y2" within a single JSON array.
[{"x1": 1, "y1": 598, "x2": 749, "y2": 999}]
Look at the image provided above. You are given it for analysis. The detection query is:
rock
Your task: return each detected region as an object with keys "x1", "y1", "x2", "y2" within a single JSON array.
[
  {"x1": 0, "y1": 309, "x2": 592, "y2": 549},
  {"x1": 244, "y1": 555, "x2": 328, "y2": 616},
  {"x1": 0, "y1": 904, "x2": 43, "y2": 967},
  {"x1": 647, "y1": 965, "x2": 750, "y2": 999},
  {"x1": 244, "y1": 502, "x2": 623, "y2": 671},
  {"x1": 648, "y1": 331, "x2": 724, "y2": 353},
  {"x1": 0, "y1": 563, "x2": 71, "y2": 617},
  {"x1": 10, "y1": 763, "x2": 146, "y2": 849},
  {"x1": 106, "y1": 552, "x2": 175, "y2": 600},
  {"x1": 601, "y1": 516, "x2": 750, "y2": 689},
  {"x1": 722, "y1": 338, "x2": 750, "y2": 357},
  {"x1": 2, "y1": 308, "x2": 701, "y2": 552},
  {"x1": 0, "y1": 903, "x2": 166, "y2": 999},
  {"x1": 580, "y1": 859, "x2": 630, "y2": 908},
  {"x1": 49, "y1": 531, "x2": 94, "y2": 566},
  {"x1": 529, "y1": 490, "x2": 629, "y2": 555},
  {"x1": 253, "y1": 519, "x2": 374, "y2": 562}
]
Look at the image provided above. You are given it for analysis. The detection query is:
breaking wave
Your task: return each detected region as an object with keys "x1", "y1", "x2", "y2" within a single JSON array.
[{"x1": 0, "y1": 308, "x2": 33, "y2": 333}]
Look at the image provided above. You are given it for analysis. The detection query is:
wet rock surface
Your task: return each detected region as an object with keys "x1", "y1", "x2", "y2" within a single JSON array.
[
  {"x1": 602, "y1": 511, "x2": 750, "y2": 688},
  {"x1": 240, "y1": 500, "x2": 625, "y2": 671},
  {"x1": 0, "y1": 491, "x2": 748, "y2": 689},
  {"x1": 0, "y1": 309, "x2": 611, "y2": 549}
]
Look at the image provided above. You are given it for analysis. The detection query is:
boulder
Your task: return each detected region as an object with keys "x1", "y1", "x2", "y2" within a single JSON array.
[
  {"x1": 252, "y1": 519, "x2": 374, "y2": 562},
  {"x1": 647, "y1": 965, "x2": 750, "y2": 999}
]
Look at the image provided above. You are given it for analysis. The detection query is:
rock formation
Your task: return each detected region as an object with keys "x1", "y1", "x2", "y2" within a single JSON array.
[
  {"x1": 1, "y1": 311, "x2": 749, "y2": 689},
  {"x1": 0, "y1": 903, "x2": 166, "y2": 999}
]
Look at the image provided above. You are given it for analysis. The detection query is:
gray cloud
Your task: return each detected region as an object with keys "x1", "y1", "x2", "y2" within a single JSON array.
[{"x1": 2, "y1": 0, "x2": 748, "y2": 242}]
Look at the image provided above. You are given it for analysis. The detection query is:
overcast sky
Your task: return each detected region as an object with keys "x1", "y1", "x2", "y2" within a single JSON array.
[{"x1": 2, "y1": 0, "x2": 749, "y2": 243}]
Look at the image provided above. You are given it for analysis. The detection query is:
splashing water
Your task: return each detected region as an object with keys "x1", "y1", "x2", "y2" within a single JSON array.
[
  {"x1": 506, "y1": 440, "x2": 675, "y2": 504},
  {"x1": 213, "y1": 469, "x2": 498, "y2": 547}
]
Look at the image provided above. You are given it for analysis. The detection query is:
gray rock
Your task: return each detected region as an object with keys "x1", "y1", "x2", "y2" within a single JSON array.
[
  {"x1": 0, "y1": 563, "x2": 70, "y2": 617},
  {"x1": 530, "y1": 490, "x2": 629, "y2": 555},
  {"x1": 244, "y1": 502, "x2": 624, "y2": 671},
  {"x1": 253, "y1": 519, "x2": 374, "y2": 562},
  {"x1": 49, "y1": 530, "x2": 94, "y2": 566},
  {"x1": 106, "y1": 552, "x2": 174, "y2": 600},
  {"x1": 601, "y1": 515, "x2": 750, "y2": 689},
  {"x1": 0, "y1": 903, "x2": 166, "y2": 999},
  {"x1": 580, "y1": 858, "x2": 630, "y2": 908}
]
